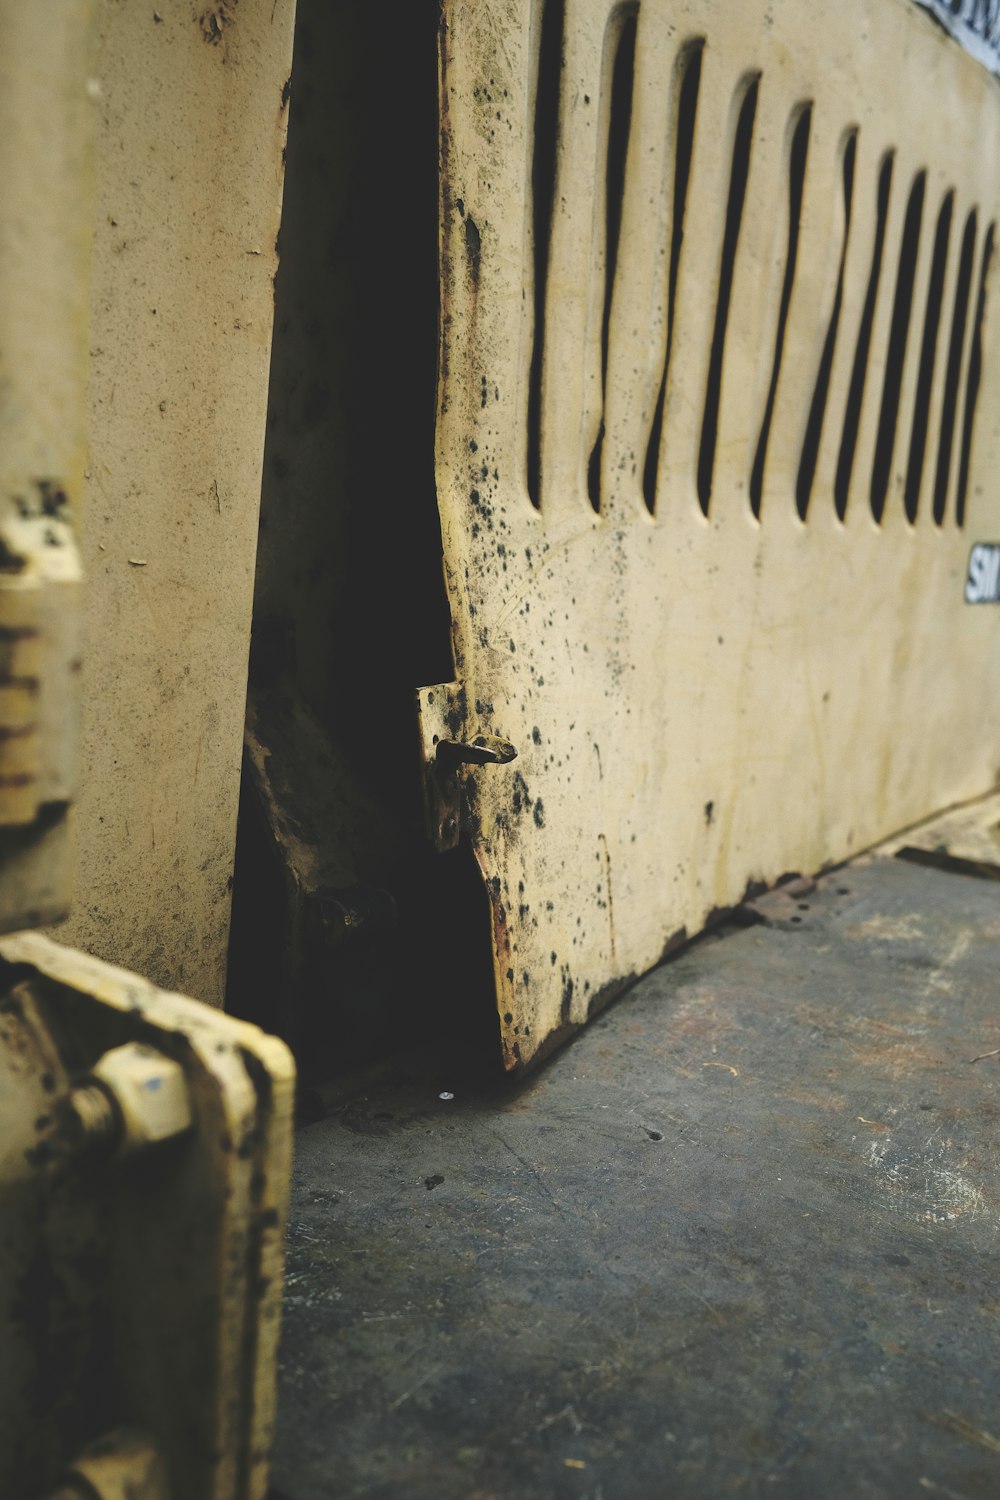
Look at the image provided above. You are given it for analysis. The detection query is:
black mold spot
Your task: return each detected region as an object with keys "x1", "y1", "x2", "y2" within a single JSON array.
[
  {"x1": 465, "y1": 215, "x2": 482, "y2": 286},
  {"x1": 511, "y1": 772, "x2": 532, "y2": 817},
  {"x1": 560, "y1": 975, "x2": 574, "y2": 1024}
]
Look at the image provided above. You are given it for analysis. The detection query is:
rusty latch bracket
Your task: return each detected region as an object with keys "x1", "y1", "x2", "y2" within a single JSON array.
[{"x1": 416, "y1": 684, "x2": 517, "y2": 851}]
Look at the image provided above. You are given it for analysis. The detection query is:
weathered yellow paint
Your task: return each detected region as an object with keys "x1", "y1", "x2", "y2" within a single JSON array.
[
  {"x1": 423, "y1": 0, "x2": 1000, "y2": 1068},
  {"x1": 0, "y1": 0, "x2": 92, "y2": 930},
  {"x1": 50, "y1": 0, "x2": 296, "y2": 1002},
  {"x1": 0, "y1": 930, "x2": 295, "y2": 1500}
]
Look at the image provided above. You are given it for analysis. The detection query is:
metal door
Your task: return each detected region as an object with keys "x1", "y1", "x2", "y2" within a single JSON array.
[{"x1": 421, "y1": 0, "x2": 1000, "y2": 1067}]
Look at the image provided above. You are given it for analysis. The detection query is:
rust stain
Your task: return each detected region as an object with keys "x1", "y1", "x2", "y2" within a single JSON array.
[
  {"x1": 783, "y1": 1085, "x2": 848, "y2": 1113},
  {"x1": 846, "y1": 1040, "x2": 947, "y2": 1078},
  {"x1": 598, "y1": 832, "x2": 616, "y2": 964},
  {"x1": 480, "y1": 862, "x2": 518, "y2": 1068},
  {"x1": 464, "y1": 214, "x2": 482, "y2": 287}
]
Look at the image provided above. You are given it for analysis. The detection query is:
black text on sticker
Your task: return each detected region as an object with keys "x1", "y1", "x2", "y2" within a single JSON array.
[{"x1": 965, "y1": 543, "x2": 1000, "y2": 603}]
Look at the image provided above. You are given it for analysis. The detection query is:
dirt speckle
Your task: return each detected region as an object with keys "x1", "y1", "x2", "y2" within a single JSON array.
[{"x1": 199, "y1": 1, "x2": 237, "y2": 45}]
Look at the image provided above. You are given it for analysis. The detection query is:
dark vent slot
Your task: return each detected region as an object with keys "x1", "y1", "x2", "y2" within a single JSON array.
[
  {"x1": 955, "y1": 222, "x2": 995, "y2": 528},
  {"x1": 903, "y1": 192, "x2": 953, "y2": 523},
  {"x1": 642, "y1": 40, "x2": 704, "y2": 514},
  {"x1": 835, "y1": 152, "x2": 894, "y2": 519},
  {"x1": 797, "y1": 131, "x2": 856, "y2": 519},
  {"x1": 870, "y1": 171, "x2": 926, "y2": 523},
  {"x1": 697, "y1": 77, "x2": 759, "y2": 516},
  {"x1": 933, "y1": 208, "x2": 977, "y2": 525},
  {"x1": 750, "y1": 104, "x2": 811, "y2": 519},
  {"x1": 588, "y1": 6, "x2": 638, "y2": 512},
  {"x1": 526, "y1": 0, "x2": 565, "y2": 510}
]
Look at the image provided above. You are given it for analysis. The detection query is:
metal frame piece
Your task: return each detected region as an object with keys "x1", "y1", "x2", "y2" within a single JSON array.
[
  {"x1": 0, "y1": 933, "x2": 295, "y2": 1500},
  {"x1": 0, "y1": 0, "x2": 93, "y2": 931}
]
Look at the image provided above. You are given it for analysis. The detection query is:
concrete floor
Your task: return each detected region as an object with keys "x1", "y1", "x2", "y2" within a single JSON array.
[{"x1": 270, "y1": 856, "x2": 1000, "y2": 1499}]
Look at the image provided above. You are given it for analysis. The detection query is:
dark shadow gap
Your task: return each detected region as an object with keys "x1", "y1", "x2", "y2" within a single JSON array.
[
  {"x1": 904, "y1": 191, "x2": 953, "y2": 523},
  {"x1": 526, "y1": 0, "x2": 565, "y2": 510},
  {"x1": 895, "y1": 845, "x2": 1000, "y2": 883},
  {"x1": 588, "y1": 6, "x2": 638, "y2": 513},
  {"x1": 933, "y1": 208, "x2": 977, "y2": 525},
  {"x1": 642, "y1": 40, "x2": 704, "y2": 514},
  {"x1": 835, "y1": 151, "x2": 894, "y2": 520},
  {"x1": 229, "y1": 2, "x2": 497, "y2": 1087},
  {"x1": 797, "y1": 131, "x2": 856, "y2": 520},
  {"x1": 870, "y1": 170, "x2": 926, "y2": 523},
  {"x1": 750, "y1": 104, "x2": 811, "y2": 519},
  {"x1": 697, "y1": 77, "x2": 759, "y2": 516},
  {"x1": 956, "y1": 221, "x2": 995, "y2": 528}
]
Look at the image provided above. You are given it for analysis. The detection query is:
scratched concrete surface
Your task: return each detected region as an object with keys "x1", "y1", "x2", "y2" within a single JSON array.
[{"x1": 270, "y1": 857, "x2": 1000, "y2": 1499}]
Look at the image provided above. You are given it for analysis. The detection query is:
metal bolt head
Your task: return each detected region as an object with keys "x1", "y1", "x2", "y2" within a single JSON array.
[{"x1": 88, "y1": 1042, "x2": 192, "y2": 1157}]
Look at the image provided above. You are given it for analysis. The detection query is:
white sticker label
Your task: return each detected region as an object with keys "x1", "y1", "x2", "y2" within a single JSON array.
[
  {"x1": 912, "y1": 0, "x2": 1000, "y2": 76},
  {"x1": 965, "y1": 543, "x2": 1000, "y2": 602}
]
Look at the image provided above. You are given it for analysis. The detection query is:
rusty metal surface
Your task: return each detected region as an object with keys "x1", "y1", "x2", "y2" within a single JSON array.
[
  {"x1": 422, "y1": 0, "x2": 1000, "y2": 1067},
  {"x1": 271, "y1": 856, "x2": 999, "y2": 1499}
]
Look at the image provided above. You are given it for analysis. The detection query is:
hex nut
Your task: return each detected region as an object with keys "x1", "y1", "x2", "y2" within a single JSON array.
[{"x1": 88, "y1": 1042, "x2": 193, "y2": 1157}]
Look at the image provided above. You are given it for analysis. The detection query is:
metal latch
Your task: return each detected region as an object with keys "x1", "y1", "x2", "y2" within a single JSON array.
[
  {"x1": 431, "y1": 733, "x2": 518, "y2": 849},
  {"x1": 416, "y1": 683, "x2": 519, "y2": 851}
]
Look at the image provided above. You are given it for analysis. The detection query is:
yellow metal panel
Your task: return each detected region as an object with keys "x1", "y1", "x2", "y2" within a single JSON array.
[
  {"x1": 0, "y1": 0, "x2": 92, "y2": 928},
  {"x1": 423, "y1": 0, "x2": 1000, "y2": 1067},
  {"x1": 51, "y1": 0, "x2": 296, "y2": 1002}
]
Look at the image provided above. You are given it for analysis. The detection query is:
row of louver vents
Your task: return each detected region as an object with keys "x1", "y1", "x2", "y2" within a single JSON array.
[{"x1": 525, "y1": 3, "x2": 994, "y2": 526}]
